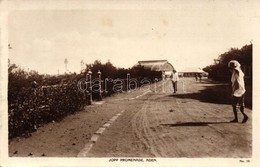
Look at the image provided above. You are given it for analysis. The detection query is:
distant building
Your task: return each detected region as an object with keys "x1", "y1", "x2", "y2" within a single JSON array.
[
  {"x1": 178, "y1": 67, "x2": 208, "y2": 77},
  {"x1": 136, "y1": 60, "x2": 175, "y2": 79}
]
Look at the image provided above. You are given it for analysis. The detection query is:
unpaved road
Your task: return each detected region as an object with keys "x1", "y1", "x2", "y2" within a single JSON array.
[{"x1": 9, "y1": 78, "x2": 252, "y2": 158}]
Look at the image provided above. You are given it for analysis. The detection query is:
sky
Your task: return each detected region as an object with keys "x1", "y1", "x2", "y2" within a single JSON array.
[{"x1": 7, "y1": 1, "x2": 256, "y2": 75}]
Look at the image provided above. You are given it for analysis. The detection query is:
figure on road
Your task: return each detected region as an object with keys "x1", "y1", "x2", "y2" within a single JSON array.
[
  {"x1": 198, "y1": 73, "x2": 202, "y2": 82},
  {"x1": 195, "y1": 73, "x2": 198, "y2": 81},
  {"x1": 228, "y1": 60, "x2": 248, "y2": 123},
  {"x1": 171, "y1": 70, "x2": 179, "y2": 93}
]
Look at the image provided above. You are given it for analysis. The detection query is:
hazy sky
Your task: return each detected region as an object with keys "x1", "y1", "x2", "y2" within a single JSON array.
[{"x1": 8, "y1": 1, "x2": 256, "y2": 74}]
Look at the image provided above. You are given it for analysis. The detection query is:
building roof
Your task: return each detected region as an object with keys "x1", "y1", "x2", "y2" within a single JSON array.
[{"x1": 136, "y1": 60, "x2": 174, "y2": 71}]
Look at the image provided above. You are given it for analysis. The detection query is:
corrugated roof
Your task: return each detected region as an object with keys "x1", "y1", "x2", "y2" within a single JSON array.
[
  {"x1": 137, "y1": 60, "x2": 174, "y2": 71},
  {"x1": 138, "y1": 60, "x2": 168, "y2": 64}
]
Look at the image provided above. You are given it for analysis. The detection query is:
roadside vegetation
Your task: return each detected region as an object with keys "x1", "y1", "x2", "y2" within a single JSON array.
[
  {"x1": 8, "y1": 60, "x2": 160, "y2": 138},
  {"x1": 203, "y1": 44, "x2": 252, "y2": 108}
]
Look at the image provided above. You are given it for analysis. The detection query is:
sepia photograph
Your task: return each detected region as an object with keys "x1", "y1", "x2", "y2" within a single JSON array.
[{"x1": 1, "y1": 0, "x2": 260, "y2": 166}]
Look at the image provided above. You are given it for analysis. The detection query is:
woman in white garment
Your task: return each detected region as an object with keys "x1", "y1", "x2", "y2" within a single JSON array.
[{"x1": 228, "y1": 60, "x2": 248, "y2": 123}]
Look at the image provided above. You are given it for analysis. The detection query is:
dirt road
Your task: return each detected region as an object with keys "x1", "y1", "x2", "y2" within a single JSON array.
[{"x1": 9, "y1": 78, "x2": 252, "y2": 157}]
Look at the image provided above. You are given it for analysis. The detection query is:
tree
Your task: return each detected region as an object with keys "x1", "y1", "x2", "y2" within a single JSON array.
[
  {"x1": 80, "y1": 60, "x2": 84, "y2": 72},
  {"x1": 203, "y1": 44, "x2": 252, "y2": 81}
]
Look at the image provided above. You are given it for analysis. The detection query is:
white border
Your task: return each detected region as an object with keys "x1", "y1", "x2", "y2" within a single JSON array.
[{"x1": 1, "y1": 0, "x2": 260, "y2": 166}]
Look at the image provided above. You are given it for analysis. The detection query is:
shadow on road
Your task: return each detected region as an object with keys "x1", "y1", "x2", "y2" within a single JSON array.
[
  {"x1": 160, "y1": 121, "x2": 232, "y2": 127},
  {"x1": 169, "y1": 80, "x2": 252, "y2": 109},
  {"x1": 169, "y1": 88, "x2": 231, "y2": 105}
]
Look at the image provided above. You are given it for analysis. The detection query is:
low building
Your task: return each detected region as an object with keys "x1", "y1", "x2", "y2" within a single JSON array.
[{"x1": 178, "y1": 67, "x2": 208, "y2": 77}]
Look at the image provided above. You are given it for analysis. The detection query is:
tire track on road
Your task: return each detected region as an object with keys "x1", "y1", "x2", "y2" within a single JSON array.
[
  {"x1": 131, "y1": 98, "x2": 159, "y2": 156},
  {"x1": 130, "y1": 82, "x2": 183, "y2": 157}
]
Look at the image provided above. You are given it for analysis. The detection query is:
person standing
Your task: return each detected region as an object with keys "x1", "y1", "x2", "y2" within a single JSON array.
[
  {"x1": 171, "y1": 70, "x2": 179, "y2": 93},
  {"x1": 198, "y1": 73, "x2": 202, "y2": 82},
  {"x1": 228, "y1": 60, "x2": 248, "y2": 123}
]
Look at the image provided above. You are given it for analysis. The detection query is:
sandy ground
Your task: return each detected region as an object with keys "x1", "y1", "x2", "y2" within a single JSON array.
[{"x1": 9, "y1": 78, "x2": 252, "y2": 158}]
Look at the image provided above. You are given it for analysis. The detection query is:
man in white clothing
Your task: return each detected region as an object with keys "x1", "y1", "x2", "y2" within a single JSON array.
[
  {"x1": 228, "y1": 60, "x2": 248, "y2": 123},
  {"x1": 171, "y1": 70, "x2": 179, "y2": 93}
]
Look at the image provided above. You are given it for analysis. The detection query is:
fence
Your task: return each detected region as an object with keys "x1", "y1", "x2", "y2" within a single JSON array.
[
  {"x1": 79, "y1": 71, "x2": 162, "y2": 101},
  {"x1": 8, "y1": 71, "x2": 162, "y2": 138}
]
